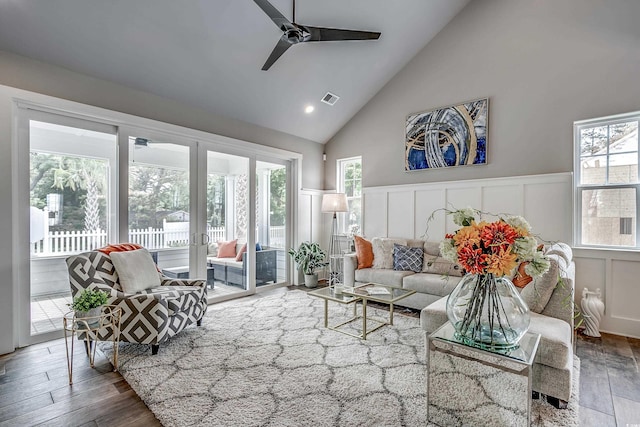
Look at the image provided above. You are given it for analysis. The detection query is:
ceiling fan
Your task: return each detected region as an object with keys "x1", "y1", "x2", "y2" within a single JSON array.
[{"x1": 253, "y1": 0, "x2": 381, "y2": 71}]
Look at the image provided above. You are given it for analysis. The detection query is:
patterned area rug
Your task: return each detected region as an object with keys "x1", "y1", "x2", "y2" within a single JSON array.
[{"x1": 99, "y1": 290, "x2": 579, "y2": 426}]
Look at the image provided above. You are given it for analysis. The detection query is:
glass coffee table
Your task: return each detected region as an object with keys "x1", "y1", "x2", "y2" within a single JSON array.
[{"x1": 308, "y1": 283, "x2": 415, "y2": 339}]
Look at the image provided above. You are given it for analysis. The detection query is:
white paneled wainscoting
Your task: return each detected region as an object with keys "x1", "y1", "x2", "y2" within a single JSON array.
[{"x1": 361, "y1": 172, "x2": 640, "y2": 338}]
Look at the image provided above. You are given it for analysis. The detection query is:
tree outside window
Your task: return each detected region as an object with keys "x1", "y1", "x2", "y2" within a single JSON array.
[{"x1": 337, "y1": 157, "x2": 362, "y2": 235}]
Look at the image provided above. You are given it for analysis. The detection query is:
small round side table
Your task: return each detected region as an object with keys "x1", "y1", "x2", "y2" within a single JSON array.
[{"x1": 63, "y1": 305, "x2": 122, "y2": 385}]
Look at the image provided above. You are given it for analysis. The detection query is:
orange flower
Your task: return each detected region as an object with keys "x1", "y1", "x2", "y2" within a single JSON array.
[
  {"x1": 457, "y1": 245, "x2": 488, "y2": 274},
  {"x1": 486, "y1": 247, "x2": 518, "y2": 276},
  {"x1": 480, "y1": 221, "x2": 518, "y2": 249},
  {"x1": 453, "y1": 224, "x2": 481, "y2": 248}
]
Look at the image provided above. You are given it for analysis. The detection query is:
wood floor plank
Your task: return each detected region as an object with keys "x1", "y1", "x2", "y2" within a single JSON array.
[
  {"x1": 0, "y1": 390, "x2": 53, "y2": 422},
  {"x1": 95, "y1": 398, "x2": 162, "y2": 426}
]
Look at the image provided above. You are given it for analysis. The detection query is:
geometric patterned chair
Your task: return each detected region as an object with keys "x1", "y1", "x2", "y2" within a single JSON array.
[{"x1": 66, "y1": 250, "x2": 207, "y2": 355}]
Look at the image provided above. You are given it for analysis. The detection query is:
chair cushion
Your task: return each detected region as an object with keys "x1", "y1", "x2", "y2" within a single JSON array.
[
  {"x1": 529, "y1": 312, "x2": 573, "y2": 370},
  {"x1": 110, "y1": 248, "x2": 161, "y2": 294},
  {"x1": 354, "y1": 268, "x2": 414, "y2": 288},
  {"x1": 139, "y1": 285, "x2": 206, "y2": 315}
]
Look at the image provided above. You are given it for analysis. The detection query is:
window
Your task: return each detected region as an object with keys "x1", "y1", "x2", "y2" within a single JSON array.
[
  {"x1": 337, "y1": 157, "x2": 362, "y2": 235},
  {"x1": 575, "y1": 112, "x2": 639, "y2": 248}
]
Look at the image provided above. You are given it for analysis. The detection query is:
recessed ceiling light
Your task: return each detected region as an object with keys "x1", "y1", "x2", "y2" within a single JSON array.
[{"x1": 304, "y1": 105, "x2": 315, "y2": 114}]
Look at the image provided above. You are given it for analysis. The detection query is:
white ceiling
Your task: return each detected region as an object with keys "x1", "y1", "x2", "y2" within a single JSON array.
[{"x1": 0, "y1": 0, "x2": 469, "y2": 143}]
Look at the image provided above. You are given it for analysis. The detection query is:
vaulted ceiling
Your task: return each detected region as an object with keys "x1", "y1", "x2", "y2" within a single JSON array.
[{"x1": 0, "y1": 0, "x2": 469, "y2": 143}]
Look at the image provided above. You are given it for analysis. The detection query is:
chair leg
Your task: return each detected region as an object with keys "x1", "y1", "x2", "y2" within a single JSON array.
[
  {"x1": 84, "y1": 339, "x2": 93, "y2": 357},
  {"x1": 197, "y1": 318, "x2": 203, "y2": 326},
  {"x1": 547, "y1": 396, "x2": 568, "y2": 409},
  {"x1": 151, "y1": 344, "x2": 159, "y2": 355},
  {"x1": 532, "y1": 391, "x2": 540, "y2": 400}
]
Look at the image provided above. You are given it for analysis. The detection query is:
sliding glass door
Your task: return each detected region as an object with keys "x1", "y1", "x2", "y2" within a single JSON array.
[{"x1": 22, "y1": 112, "x2": 117, "y2": 344}]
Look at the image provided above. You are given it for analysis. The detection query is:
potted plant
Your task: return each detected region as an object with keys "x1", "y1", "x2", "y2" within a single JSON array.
[
  {"x1": 288, "y1": 242, "x2": 328, "y2": 288},
  {"x1": 70, "y1": 289, "x2": 109, "y2": 328}
]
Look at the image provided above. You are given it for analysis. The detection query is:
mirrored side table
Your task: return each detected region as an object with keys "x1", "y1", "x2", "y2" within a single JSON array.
[
  {"x1": 427, "y1": 322, "x2": 540, "y2": 427},
  {"x1": 63, "y1": 305, "x2": 122, "y2": 385}
]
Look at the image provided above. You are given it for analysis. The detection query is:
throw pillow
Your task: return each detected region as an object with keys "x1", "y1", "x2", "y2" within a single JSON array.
[
  {"x1": 207, "y1": 242, "x2": 219, "y2": 257},
  {"x1": 97, "y1": 243, "x2": 143, "y2": 255},
  {"x1": 217, "y1": 239, "x2": 238, "y2": 258},
  {"x1": 512, "y1": 262, "x2": 532, "y2": 288},
  {"x1": 110, "y1": 248, "x2": 161, "y2": 294},
  {"x1": 519, "y1": 256, "x2": 560, "y2": 313},
  {"x1": 422, "y1": 254, "x2": 463, "y2": 276},
  {"x1": 235, "y1": 243, "x2": 247, "y2": 262},
  {"x1": 393, "y1": 243, "x2": 423, "y2": 273},
  {"x1": 354, "y1": 235, "x2": 374, "y2": 269},
  {"x1": 372, "y1": 237, "x2": 407, "y2": 269},
  {"x1": 256, "y1": 242, "x2": 262, "y2": 252}
]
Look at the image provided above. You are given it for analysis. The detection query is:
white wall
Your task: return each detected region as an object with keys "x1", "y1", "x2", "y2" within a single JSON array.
[
  {"x1": 0, "y1": 50, "x2": 325, "y2": 354},
  {"x1": 324, "y1": 0, "x2": 640, "y2": 189},
  {"x1": 362, "y1": 172, "x2": 640, "y2": 338}
]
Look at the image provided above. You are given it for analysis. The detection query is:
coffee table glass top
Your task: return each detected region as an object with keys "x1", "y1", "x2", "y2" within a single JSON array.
[
  {"x1": 308, "y1": 286, "x2": 361, "y2": 304},
  {"x1": 431, "y1": 322, "x2": 540, "y2": 365},
  {"x1": 342, "y1": 283, "x2": 416, "y2": 303}
]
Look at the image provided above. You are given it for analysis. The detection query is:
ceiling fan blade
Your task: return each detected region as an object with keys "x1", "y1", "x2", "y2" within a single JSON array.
[
  {"x1": 253, "y1": 0, "x2": 292, "y2": 29},
  {"x1": 305, "y1": 26, "x2": 381, "y2": 42},
  {"x1": 262, "y1": 37, "x2": 293, "y2": 71}
]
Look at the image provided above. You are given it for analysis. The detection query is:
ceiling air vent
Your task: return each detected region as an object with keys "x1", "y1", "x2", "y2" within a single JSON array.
[{"x1": 321, "y1": 92, "x2": 340, "y2": 106}]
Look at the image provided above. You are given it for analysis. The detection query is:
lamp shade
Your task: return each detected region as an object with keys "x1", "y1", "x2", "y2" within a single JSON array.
[{"x1": 321, "y1": 193, "x2": 348, "y2": 213}]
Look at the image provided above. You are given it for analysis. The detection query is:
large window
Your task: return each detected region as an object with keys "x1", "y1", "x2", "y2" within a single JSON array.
[
  {"x1": 337, "y1": 156, "x2": 362, "y2": 235},
  {"x1": 575, "y1": 113, "x2": 639, "y2": 248}
]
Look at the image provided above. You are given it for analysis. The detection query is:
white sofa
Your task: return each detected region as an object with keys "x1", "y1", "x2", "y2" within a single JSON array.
[{"x1": 343, "y1": 238, "x2": 463, "y2": 310}]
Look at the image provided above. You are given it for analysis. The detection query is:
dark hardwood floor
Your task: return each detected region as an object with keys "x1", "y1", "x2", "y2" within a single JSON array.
[{"x1": 0, "y1": 298, "x2": 638, "y2": 426}]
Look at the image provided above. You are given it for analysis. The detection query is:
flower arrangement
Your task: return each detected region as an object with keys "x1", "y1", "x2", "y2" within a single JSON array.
[
  {"x1": 438, "y1": 207, "x2": 551, "y2": 348},
  {"x1": 440, "y1": 207, "x2": 550, "y2": 279}
]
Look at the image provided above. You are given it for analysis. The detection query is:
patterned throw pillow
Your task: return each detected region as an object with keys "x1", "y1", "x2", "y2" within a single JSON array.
[{"x1": 393, "y1": 244, "x2": 423, "y2": 273}]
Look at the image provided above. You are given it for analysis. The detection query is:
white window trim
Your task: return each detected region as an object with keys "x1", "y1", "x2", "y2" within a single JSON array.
[{"x1": 573, "y1": 110, "x2": 640, "y2": 250}]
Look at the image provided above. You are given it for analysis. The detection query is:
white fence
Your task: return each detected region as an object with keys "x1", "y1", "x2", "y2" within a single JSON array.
[{"x1": 31, "y1": 225, "x2": 286, "y2": 255}]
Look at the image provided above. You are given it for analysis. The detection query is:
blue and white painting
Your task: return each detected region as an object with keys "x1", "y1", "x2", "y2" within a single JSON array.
[{"x1": 405, "y1": 98, "x2": 488, "y2": 171}]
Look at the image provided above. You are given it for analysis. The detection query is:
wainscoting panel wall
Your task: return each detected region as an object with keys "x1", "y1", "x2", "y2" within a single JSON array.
[{"x1": 362, "y1": 172, "x2": 640, "y2": 338}]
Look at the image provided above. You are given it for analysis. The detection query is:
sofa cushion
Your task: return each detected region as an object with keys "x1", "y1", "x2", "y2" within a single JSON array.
[
  {"x1": 529, "y1": 311, "x2": 573, "y2": 370},
  {"x1": 404, "y1": 273, "x2": 460, "y2": 297},
  {"x1": 354, "y1": 268, "x2": 415, "y2": 288},
  {"x1": 139, "y1": 285, "x2": 205, "y2": 315},
  {"x1": 520, "y1": 256, "x2": 560, "y2": 313},
  {"x1": 110, "y1": 248, "x2": 161, "y2": 294},
  {"x1": 372, "y1": 237, "x2": 407, "y2": 269},
  {"x1": 354, "y1": 235, "x2": 374, "y2": 269},
  {"x1": 419, "y1": 296, "x2": 448, "y2": 333},
  {"x1": 423, "y1": 241, "x2": 441, "y2": 256},
  {"x1": 393, "y1": 244, "x2": 423, "y2": 272},
  {"x1": 422, "y1": 254, "x2": 464, "y2": 276}
]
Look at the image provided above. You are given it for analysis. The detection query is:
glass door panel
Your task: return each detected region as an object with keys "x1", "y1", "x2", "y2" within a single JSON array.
[
  {"x1": 256, "y1": 160, "x2": 287, "y2": 286},
  {"x1": 29, "y1": 119, "x2": 117, "y2": 338},
  {"x1": 203, "y1": 150, "x2": 250, "y2": 300},
  {"x1": 127, "y1": 137, "x2": 192, "y2": 274}
]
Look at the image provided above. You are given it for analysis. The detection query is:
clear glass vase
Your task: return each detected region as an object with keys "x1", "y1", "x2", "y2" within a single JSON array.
[{"x1": 446, "y1": 273, "x2": 530, "y2": 349}]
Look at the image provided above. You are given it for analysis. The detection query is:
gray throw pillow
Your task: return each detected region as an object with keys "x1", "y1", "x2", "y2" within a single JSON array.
[
  {"x1": 519, "y1": 256, "x2": 560, "y2": 313},
  {"x1": 110, "y1": 248, "x2": 161, "y2": 294},
  {"x1": 393, "y1": 244, "x2": 423, "y2": 273}
]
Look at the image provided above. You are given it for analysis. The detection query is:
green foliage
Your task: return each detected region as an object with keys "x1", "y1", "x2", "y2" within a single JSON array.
[
  {"x1": 269, "y1": 168, "x2": 286, "y2": 226},
  {"x1": 70, "y1": 289, "x2": 109, "y2": 312},
  {"x1": 288, "y1": 242, "x2": 328, "y2": 275}
]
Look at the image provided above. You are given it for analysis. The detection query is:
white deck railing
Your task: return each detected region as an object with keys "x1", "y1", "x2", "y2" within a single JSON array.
[{"x1": 31, "y1": 225, "x2": 287, "y2": 255}]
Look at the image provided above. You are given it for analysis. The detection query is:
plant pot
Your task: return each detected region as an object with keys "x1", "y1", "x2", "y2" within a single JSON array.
[
  {"x1": 75, "y1": 306, "x2": 103, "y2": 330},
  {"x1": 304, "y1": 273, "x2": 319, "y2": 288}
]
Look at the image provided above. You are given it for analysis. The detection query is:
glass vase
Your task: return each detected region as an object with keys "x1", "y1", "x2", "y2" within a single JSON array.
[{"x1": 446, "y1": 273, "x2": 530, "y2": 349}]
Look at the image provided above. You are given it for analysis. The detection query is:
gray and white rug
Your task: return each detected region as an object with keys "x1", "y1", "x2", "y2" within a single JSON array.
[{"x1": 99, "y1": 290, "x2": 579, "y2": 427}]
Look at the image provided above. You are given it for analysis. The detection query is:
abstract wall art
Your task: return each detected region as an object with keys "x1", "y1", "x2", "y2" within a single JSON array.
[{"x1": 405, "y1": 98, "x2": 488, "y2": 171}]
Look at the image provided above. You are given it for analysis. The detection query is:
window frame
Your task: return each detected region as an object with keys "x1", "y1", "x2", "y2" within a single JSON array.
[
  {"x1": 336, "y1": 156, "x2": 362, "y2": 235},
  {"x1": 574, "y1": 111, "x2": 640, "y2": 249}
]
